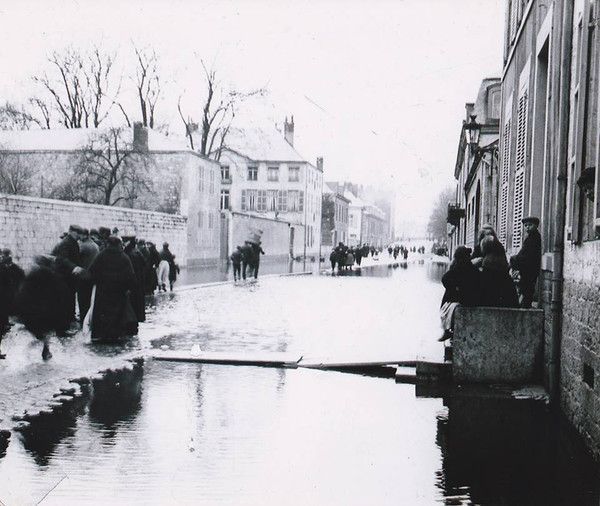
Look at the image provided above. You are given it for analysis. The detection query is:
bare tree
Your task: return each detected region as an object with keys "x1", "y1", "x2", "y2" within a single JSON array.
[
  {"x1": 0, "y1": 101, "x2": 47, "y2": 130},
  {"x1": 133, "y1": 45, "x2": 161, "y2": 129},
  {"x1": 427, "y1": 186, "x2": 455, "y2": 241},
  {"x1": 63, "y1": 127, "x2": 153, "y2": 206},
  {"x1": 32, "y1": 46, "x2": 120, "y2": 128},
  {"x1": 0, "y1": 150, "x2": 35, "y2": 195},
  {"x1": 179, "y1": 61, "x2": 265, "y2": 158}
]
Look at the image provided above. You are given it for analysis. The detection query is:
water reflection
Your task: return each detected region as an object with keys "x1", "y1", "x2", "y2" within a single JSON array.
[
  {"x1": 18, "y1": 397, "x2": 87, "y2": 467},
  {"x1": 88, "y1": 362, "x2": 143, "y2": 438},
  {"x1": 436, "y1": 396, "x2": 600, "y2": 505},
  {"x1": 427, "y1": 261, "x2": 447, "y2": 283}
]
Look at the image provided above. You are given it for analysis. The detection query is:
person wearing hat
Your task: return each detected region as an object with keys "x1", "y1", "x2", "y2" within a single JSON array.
[
  {"x1": 98, "y1": 227, "x2": 111, "y2": 250},
  {"x1": 123, "y1": 235, "x2": 146, "y2": 324},
  {"x1": 88, "y1": 236, "x2": 137, "y2": 340},
  {"x1": 51, "y1": 225, "x2": 85, "y2": 326},
  {"x1": 510, "y1": 216, "x2": 542, "y2": 308},
  {"x1": 78, "y1": 228, "x2": 100, "y2": 322}
]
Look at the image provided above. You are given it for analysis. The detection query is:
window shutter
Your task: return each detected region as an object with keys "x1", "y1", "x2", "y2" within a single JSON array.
[
  {"x1": 512, "y1": 89, "x2": 529, "y2": 250},
  {"x1": 241, "y1": 189, "x2": 247, "y2": 211},
  {"x1": 299, "y1": 191, "x2": 304, "y2": 212},
  {"x1": 498, "y1": 117, "x2": 512, "y2": 246},
  {"x1": 258, "y1": 190, "x2": 266, "y2": 212},
  {"x1": 571, "y1": 0, "x2": 593, "y2": 242}
]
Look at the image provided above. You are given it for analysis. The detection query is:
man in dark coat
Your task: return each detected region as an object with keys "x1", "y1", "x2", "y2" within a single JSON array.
[
  {"x1": 240, "y1": 242, "x2": 254, "y2": 280},
  {"x1": 231, "y1": 246, "x2": 243, "y2": 281},
  {"x1": 510, "y1": 216, "x2": 542, "y2": 308},
  {"x1": 146, "y1": 242, "x2": 160, "y2": 294},
  {"x1": 2, "y1": 249, "x2": 25, "y2": 316},
  {"x1": 89, "y1": 236, "x2": 137, "y2": 341},
  {"x1": 51, "y1": 225, "x2": 84, "y2": 326},
  {"x1": 16, "y1": 255, "x2": 73, "y2": 360},
  {"x1": 0, "y1": 260, "x2": 11, "y2": 359},
  {"x1": 123, "y1": 236, "x2": 146, "y2": 325},
  {"x1": 250, "y1": 242, "x2": 265, "y2": 279},
  {"x1": 77, "y1": 229, "x2": 100, "y2": 322}
]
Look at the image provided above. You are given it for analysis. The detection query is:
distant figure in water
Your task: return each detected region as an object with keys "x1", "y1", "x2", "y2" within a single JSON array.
[{"x1": 16, "y1": 255, "x2": 73, "y2": 360}]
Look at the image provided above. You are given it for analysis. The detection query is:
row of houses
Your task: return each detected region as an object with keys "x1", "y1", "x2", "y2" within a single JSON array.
[
  {"x1": 0, "y1": 118, "x2": 394, "y2": 265},
  {"x1": 448, "y1": 0, "x2": 600, "y2": 461}
]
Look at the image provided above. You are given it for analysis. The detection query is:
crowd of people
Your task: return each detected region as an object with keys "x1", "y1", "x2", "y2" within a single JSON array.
[
  {"x1": 230, "y1": 241, "x2": 265, "y2": 282},
  {"x1": 329, "y1": 242, "x2": 422, "y2": 272},
  {"x1": 0, "y1": 225, "x2": 180, "y2": 360},
  {"x1": 439, "y1": 216, "x2": 542, "y2": 341}
]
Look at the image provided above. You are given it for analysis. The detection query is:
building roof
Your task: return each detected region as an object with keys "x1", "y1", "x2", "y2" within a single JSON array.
[
  {"x1": 324, "y1": 182, "x2": 351, "y2": 202},
  {"x1": 209, "y1": 125, "x2": 310, "y2": 164},
  {"x1": 344, "y1": 190, "x2": 368, "y2": 207},
  {"x1": 0, "y1": 127, "x2": 193, "y2": 153}
]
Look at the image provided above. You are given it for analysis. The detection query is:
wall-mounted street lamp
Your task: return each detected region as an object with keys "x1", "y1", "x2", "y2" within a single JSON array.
[{"x1": 464, "y1": 114, "x2": 481, "y2": 147}]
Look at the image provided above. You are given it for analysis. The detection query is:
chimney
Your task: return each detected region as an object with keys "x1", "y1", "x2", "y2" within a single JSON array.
[
  {"x1": 133, "y1": 122, "x2": 148, "y2": 152},
  {"x1": 465, "y1": 102, "x2": 474, "y2": 121},
  {"x1": 284, "y1": 115, "x2": 294, "y2": 147},
  {"x1": 316, "y1": 157, "x2": 323, "y2": 172}
]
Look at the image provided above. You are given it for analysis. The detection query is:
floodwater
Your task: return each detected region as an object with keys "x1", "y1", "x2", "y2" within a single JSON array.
[{"x1": 0, "y1": 261, "x2": 598, "y2": 505}]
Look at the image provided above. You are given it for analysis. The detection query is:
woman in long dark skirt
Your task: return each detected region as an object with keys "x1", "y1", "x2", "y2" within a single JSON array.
[
  {"x1": 89, "y1": 237, "x2": 137, "y2": 341},
  {"x1": 16, "y1": 255, "x2": 72, "y2": 360}
]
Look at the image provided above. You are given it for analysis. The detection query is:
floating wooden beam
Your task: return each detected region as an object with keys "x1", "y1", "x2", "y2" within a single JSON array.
[{"x1": 152, "y1": 351, "x2": 303, "y2": 369}]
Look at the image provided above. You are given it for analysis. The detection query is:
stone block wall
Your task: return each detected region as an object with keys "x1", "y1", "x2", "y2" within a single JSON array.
[
  {"x1": 560, "y1": 241, "x2": 600, "y2": 461},
  {"x1": 0, "y1": 194, "x2": 187, "y2": 268},
  {"x1": 453, "y1": 306, "x2": 544, "y2": 383}
]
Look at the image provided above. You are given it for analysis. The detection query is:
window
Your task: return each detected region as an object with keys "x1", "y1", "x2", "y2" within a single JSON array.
[
  {"x1": 247, "y1": 166, "x2": 258, "y2": 181},
  {"x1": 277, "y1": 190, "x2": 288, "y2": 212},
  {"x1": 199, "y1": 167, "x2": 205, "y2": 193},
  {"x1": 208, "y1": 212, "x2": 214, "y2": 229},
  {"x1": 209, "y1": 170, "x2": 215, "y2": 194},
  {"x1": 512, "y1": 86, "x2": 529, "y2": 250},
  {"x1": 257, "y1": 190, "x2": 267, "y2": 212},
  {"x1": 288, "y1": 190, "x2": 304, "y2": 212},
  {"x1": 241, "y1": 189, "x2": 258, "y2": 211},
  {"x1": 197, "y1": 210, "x2": 204, "y2": 228},
  {"x1": 267, "y1": 166, "x2": 279, "y2": 182},
  {"x1": 267, "y1": 190, "x2": 278, "y2": 211},
  {"x1": 220, "y1": 189, "x2": 230, "y2": 210},
  {"x1": 221, "y1": 165, "x2": 230, "y2": 181},
  {"x1": 289, "y1": 166, "x2": 300, "y2": 182}
]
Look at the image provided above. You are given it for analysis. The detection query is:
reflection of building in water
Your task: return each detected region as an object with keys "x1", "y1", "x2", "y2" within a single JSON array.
[{"x1": 435, "y1": 396, "x2": 600, "y2": 505}]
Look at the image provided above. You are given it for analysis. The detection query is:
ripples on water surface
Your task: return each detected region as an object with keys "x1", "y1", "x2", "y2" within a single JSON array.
[{"x1": 0, "y1": 262, "x2": 598, "y2": 505}]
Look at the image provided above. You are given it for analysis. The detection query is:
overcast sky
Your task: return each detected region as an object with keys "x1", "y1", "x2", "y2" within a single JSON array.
[{"x1": 0, "y1": 0, "x2": 505, "y2": 235}]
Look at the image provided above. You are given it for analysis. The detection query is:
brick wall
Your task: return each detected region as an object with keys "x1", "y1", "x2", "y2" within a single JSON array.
[
  {"x1": 560, "y1": 241, "x2": 600, "y2": 461},
  {"x1": 0, "y1": 194, "x2": 187, "y2": 268}
]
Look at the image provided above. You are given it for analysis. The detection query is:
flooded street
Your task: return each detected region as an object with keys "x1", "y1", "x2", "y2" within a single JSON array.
[{"x1": 0, "y1": 262, "x2": 598, "y2": 505}]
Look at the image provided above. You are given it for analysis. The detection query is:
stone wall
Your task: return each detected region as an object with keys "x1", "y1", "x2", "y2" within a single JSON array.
[
  {"x1": 560, "y1": 241, "x2": 600, "y2": 461},
  {"x1": 453, "y1": 306, "x2": 544, "y2": 383},
  {"x1": 0, "y1": 194, "x2": 187, "y2": 268}
]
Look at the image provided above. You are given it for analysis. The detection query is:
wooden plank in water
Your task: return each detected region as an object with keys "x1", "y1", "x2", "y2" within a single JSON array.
[
  {"x1": 152, "y1": 351, "x2": 303, "y2": 368},
  {"x1": 299, "y1": 359, "x2": 417, "y2": 370}
]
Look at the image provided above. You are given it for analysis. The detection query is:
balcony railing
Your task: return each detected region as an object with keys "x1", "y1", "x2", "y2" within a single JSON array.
[{"x1": 447, "y1": 203, "x2": 466, "y2": 226}]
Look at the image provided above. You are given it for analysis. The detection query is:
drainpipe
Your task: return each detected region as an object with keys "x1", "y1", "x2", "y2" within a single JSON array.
[{"x1": 549, "y1": 0, "x2": 574, "y2": 406}]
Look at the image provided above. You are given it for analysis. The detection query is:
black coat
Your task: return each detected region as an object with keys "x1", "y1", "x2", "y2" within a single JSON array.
[
  {"x1": 16, "y1": 260, "x2": 72, "y2": 338},
  {"x1": 4, "y1": 262, "x2": 25, "y2": 315},
  {"x1": 89, "y1": 247, "x2": 137, "y2": 340},
  {"x1": 51, "y1": 235, "x2": 80, "y2": 283},
  {"x1": 441, "y1": 262, "x2": 480, "y2": 307},
  {"x1": 125, "y1": 246, "x2": 147, "y2": 323},
  {"x1": 479, "y1": 254, "x2": 519, "y2": 308},
  {"x1": 510, "y1": 229, "x2": 542, "y2": 283}
]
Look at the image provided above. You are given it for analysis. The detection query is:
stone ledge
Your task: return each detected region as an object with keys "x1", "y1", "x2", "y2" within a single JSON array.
[{"x1": 453, "y1": 306, "x2": 544, "y2": 384}]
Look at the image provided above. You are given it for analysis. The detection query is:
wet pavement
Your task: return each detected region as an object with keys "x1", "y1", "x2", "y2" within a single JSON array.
[{"x1": 0, "y1": 259, "x2": 598, "y2": 505}]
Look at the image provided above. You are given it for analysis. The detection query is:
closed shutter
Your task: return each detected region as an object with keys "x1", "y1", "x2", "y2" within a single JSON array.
[
  {"x1": 498, "y1": 117, "x2": 512, "y2": 245},
  {"x1": 241, "y1": 189, "x2": 247, "y2": 211},
  {"x1": 299, "y1": 191, "x2": 304, "y2": 212},
  {"x1": 512, "y1": 88, "x2": 529, "y2": 250}
]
